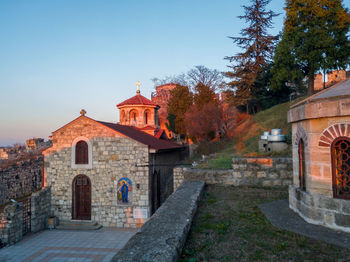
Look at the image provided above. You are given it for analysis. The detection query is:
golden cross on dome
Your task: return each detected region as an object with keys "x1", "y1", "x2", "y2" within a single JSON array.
[
  {"x1": 136, "y1": 80, "x2": 141, "y2": 94},
  {"x1": 80, "y1": 109, "x2": 86, "y2": 116}
]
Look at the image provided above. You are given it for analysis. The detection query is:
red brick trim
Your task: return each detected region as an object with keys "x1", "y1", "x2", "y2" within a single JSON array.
[
  {"x1": 295, "y1": 126, "x2": 308, "y2": 147},
  {"x1": 319, "y1": 123, "x2": 350, "y2": 147}
]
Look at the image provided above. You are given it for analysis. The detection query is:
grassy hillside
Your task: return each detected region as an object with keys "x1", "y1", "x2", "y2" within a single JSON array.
[{"x1": 196, "y1": 98, "x2": 305, "y2": 169}]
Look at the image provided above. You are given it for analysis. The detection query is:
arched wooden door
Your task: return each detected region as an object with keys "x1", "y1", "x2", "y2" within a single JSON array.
[{"x1": 72, "y1": 175, "x2": 91, "y2": 220}]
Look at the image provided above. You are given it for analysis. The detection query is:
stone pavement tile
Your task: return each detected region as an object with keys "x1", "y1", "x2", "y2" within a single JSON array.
[
  {"x1": 259, "y1": 199, "x2": 350, "y2": 249},
  {"x1": 0, "y1": 227, "x2": 136, "y2": 262}
]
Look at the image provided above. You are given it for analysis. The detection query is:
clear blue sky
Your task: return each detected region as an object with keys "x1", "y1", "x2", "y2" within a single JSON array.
[{"x1": 0, "y1": 0, "x2": 346, "y2": 146}]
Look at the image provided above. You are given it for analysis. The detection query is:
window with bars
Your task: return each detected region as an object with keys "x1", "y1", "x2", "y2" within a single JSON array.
[
  {"x1": 298, "y1": 139, "x2": 306, "y2": 191},
  {"x1": 75, "y1": 140, "x2": 88, "y2": 164},
  {"x1": 332, "y1": 137, "x2": 350, "y2": 199}
]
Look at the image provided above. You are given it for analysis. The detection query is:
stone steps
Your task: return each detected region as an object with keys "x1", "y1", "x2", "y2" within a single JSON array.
[{"x1": 56, "y1": 220, "x2": 102, "y2": 231}]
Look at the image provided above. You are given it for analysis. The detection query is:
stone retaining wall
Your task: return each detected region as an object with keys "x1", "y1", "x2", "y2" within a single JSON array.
[
  {"x1": 174, "y1": 158, "x2": 293, "y2": 191},
  {"x1": 289, "y1": 185, "x2": 350, "y2": 232},
  {"x1": 112, "y1": 181, "x2": 205, "y2": 262},
  {"x1": 0, "y1": 155, "x2": 43, "y2": 206},
  {"x1": 0, "y1": 187, "x2": 51, "y2": 247}
]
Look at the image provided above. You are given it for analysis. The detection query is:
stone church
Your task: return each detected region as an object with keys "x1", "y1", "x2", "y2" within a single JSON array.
[{"x1": 42, "y1": 86, "x2": 185, "y2": 228}]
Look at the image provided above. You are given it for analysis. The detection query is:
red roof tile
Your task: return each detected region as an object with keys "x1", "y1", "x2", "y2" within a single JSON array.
[
  {"x1": 154, "y1": 129, "x2": 165, "y2": 139},
  {"x1": 97, "y1": 121, "x2": 183, "y2": 151},
  {"x1": 117, "y1": 94, "x2": 159, "y2": 107}
]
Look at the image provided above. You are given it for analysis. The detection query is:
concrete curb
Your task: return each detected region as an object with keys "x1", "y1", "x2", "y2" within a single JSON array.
[{"x1": 112, "y1": 181, "x2": 205, "y2": 262}]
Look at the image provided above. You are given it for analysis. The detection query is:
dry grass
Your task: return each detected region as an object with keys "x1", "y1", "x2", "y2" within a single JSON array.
[{"x1": 181, "y1": 185, "x2": 349, "y2": 262}]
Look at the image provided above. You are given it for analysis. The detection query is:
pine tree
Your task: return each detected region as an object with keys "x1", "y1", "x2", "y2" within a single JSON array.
[
  {"x1": 271, "y1": 0, "x2": 350, "y2": 95},
  {"x1": 225, "y1": 0, "x2": 279, "y2": 113}
]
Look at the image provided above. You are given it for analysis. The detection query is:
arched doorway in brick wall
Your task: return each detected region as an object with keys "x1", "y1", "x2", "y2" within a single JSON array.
[{"x1": 72, "y1": 174, "x2": 91, "y2": 220}]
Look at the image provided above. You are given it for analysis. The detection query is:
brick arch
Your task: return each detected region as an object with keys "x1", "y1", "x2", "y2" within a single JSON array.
[
  {"x1": 295, "y1": 126, "x2": 308, "y2": 147},
  {"x1": 319, "y1": 123, "x2": 350, "y2": 148}
]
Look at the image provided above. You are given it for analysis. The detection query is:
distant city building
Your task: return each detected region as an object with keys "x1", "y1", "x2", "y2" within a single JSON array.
[
  {"x1": 0, "y1": 148, "x2": 9, "y2": 160},
  {"x1": 314, "y1": 69, "x2": 350, "y2": 91},
  {"x1": 0, "y1": 146, "x2": 25, "y2": 160},
  {"x1": 25, "y1": 138, "x2": 51, "y2": 152}
]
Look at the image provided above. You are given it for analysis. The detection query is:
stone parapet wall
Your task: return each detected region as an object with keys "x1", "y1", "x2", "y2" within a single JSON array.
[
  {"x1": 112, "y1": 181, "x2": 205, "y2": 262},
  {"x1": 174, "y1": 158, "x2": 292, "y2": 190},
  {"x1": 289, "y1": 185, "x2": 350, "y2": 232},
  {"x1": 31, "y1": 187, "x2": 51, "y2": 233},
  {"x1": 173, "y1": 167, "x2": 185, "y2": 191},
  {"x1": 0, "y1": 156, "x2": 43, "y2": 206},
  {"x1": 0, "y1": 187, "x2": 51, "y2": 247},
  {"x1": 0, "y1": 202, "x2": 23, "y2": 246}
]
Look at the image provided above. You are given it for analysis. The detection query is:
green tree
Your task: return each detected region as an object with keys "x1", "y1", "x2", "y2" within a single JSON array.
[
  {"x1": 272, "y1": 0, "x2": 350, "y2": 95},
  {"x1": 225, "y1": 0, "x2": 279, "y2": 113},
  {"x1": 193, "y1": 83, "x2": 217, "y2": 109},
  {"x1": 167, "y1": 85, "x2": 193, "y2": 136}
]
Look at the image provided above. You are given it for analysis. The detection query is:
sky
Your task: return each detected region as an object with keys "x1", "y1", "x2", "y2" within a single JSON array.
[{"x1": 0, "y1": 0, "x2": 347, "y2": 146}]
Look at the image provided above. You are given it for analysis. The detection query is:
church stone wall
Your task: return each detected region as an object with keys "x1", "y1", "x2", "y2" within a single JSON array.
[{"x1": 44, "y1": 117, "x2": 150, "y2": 228}]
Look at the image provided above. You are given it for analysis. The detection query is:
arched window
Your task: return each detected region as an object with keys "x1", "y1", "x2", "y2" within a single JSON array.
[
  {"x1": 332, "y1": 137, "x2": 350, "y2": 199},
  {"x1": 144, "y1": 110, "x2": 150, "y2": 125},
  {"x1": 75, "y1": 140, "x2": 88, "y2": 164},
  {"x1": 121, "y1": 110, "x2": 126, "y2": 123},
  {"x1": 298, "y1": 139, "x2": 306, "y2": 191},
  {"x1": 129, "y1": 110, "x2": 138, "y2": 126}
]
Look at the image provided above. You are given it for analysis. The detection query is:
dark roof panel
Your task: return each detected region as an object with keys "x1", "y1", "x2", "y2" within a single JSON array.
[{"x1": 97, "y1": 121, "x2": 183, "y2": 151}]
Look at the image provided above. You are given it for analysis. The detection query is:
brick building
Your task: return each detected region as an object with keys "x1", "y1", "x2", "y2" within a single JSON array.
[
  {"x1": 43, "y1": 88, "x2": 185, "y2": 228},
  {"x1": 151, "y1": 83, "x2": 177, "y2": 138},
  {"x1": 314, "y1": 70, "x2": 350, "y2": 91}
]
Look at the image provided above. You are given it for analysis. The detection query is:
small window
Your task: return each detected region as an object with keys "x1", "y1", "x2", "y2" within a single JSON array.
[
  {"x1": 298, "y1": 139, "x2": 306, "y2": 190},
  {"x1": 121, "y1": 110, "x2": 126, "y2": 122},
  {"x1": 144, "y1": 110, "x2": 150, "y2": 125},
  {"x1": 129, "y1": 110, "x2": 138, "y2": 126},
  {"x1": 332, "y1": 137, "x2": 350, "y2": 199},
  {"x1": 75, "y1": 140, "x2": 88, "y2": 164}
]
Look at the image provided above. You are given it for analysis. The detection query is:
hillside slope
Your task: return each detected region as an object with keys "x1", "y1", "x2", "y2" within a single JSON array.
[{"x1": 198, "y1": 98, "x2": 303, "y2": 169}]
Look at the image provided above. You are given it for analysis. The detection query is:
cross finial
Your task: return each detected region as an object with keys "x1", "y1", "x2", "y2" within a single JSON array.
[
  {"x1": 136, "y1": 80, "x2": 141, "y2": 94},
  {"x1": 80, "y1": 109, "x2": 86, "y2": 116}
]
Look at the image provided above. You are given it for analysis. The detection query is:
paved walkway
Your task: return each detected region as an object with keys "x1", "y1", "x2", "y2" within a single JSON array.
[
  {"x1": 0, "y1": 228, "x2": 137, "y2": 262},
  {"x1": 259, "y1": 199, "x2": 350, "y2": 249}
]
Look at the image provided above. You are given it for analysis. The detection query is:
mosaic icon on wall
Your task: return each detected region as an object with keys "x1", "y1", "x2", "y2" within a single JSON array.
[{"x1": 117, "y1": 178, "x2": 133, "y2": 204}]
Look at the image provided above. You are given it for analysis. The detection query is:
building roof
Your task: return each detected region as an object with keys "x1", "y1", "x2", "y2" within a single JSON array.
[
  {"x1": 117, "y1": 94, "x2": 159, "y2": 108},
  {"x1": 156, "y1": 83, "x2": 177, "y2": 88},
  {"x1": 291, "y1": 79, "x2": 350, "y2": 108},
  {"x1": 288, "y1": 78, "x2": 350, "y2": 123},
  {"x1": 97, "y1": 121, "x2": 183, "y2": 151}
]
